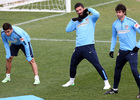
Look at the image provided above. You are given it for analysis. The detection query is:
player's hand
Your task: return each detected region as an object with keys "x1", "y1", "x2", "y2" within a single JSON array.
[
  {"x1": 132, "y1": 46, "x2": 139, "y2": 52},
  {"x1": 27, "y1": 56, "x2": 32, "y2": 62},
  {"x1": 109, "y1": 51, "x2": 114, "y2": 58},
  {"x1": 72, "y1": 17, "x2": 82, "y2": 22},
  {"x1": 29, "y1": 58, "x2": 35, "y2": 64},
  {"x1": 83, "y1": 8, "x2": 90, "y2": 15}
]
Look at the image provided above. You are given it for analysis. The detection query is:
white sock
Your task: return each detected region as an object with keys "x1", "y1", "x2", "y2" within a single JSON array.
[
  {"x1": 104, "y1": 80, "x2": 110, "y2": 85},
  {"x1": 70, "y1": 78, "x2": 75, "y2": 83},
  {"x1": 6, "y1": 73, "x2": 10, "y2": 78},
  {"x1": 35, "y1": 75, "x2": 39, "y2": 80},
  {"x1": 113, "y1": 88, "x2": 118, "y2": 91}
]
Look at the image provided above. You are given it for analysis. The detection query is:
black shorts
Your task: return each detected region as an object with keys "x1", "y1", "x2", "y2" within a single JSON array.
[{"x1": 10, "y1": 42, "x2": 34, "y2": 58}]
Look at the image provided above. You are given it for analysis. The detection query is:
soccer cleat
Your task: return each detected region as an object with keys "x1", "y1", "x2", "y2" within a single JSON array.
[
  {"x1": 2, "y1": 77, "x2": 11, "y2": 83},
  {"x1": 137, "y1": 93, "x2": 140, "y2": 98},
  {"x1": 103, "y1": 83, "x2": 111, "y2": 89},
  {"x1": 62, "y1": 81, "x2": 75, "y2": 87},
  {"x1": 104, "y1": 88, "x2": 118, "y2": 94},
  {"x1": 33, "y1": 79, "x2": 40, "y2": 85}
]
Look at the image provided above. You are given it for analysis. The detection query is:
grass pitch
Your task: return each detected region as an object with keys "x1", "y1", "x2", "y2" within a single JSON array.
[{"x1": 0, "y1": 0, "x2": 140, "y2": 100}]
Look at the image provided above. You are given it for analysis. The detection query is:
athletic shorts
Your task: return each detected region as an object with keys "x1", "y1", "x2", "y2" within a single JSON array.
[{"x1": 10, "y1": 42, "x2": 34, "y2": 58}]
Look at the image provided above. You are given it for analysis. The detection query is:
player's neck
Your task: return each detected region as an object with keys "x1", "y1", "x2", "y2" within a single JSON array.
[{"x1": 120, "y1": 15, "x2": 125, "y2": 22}]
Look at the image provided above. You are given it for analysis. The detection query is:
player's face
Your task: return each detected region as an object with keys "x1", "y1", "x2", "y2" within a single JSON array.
[
  {"x1": 4, "y1": 29, "x2": 13, "y2": 36},
  {"x1": 75, "y1": 6, "x2": 85, "y2": 16},
  {"x1": 116, "y1": 10, "x2": 125, "y2": 20}
]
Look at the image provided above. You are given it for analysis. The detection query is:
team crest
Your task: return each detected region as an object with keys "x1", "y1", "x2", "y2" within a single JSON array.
[
  {"x1": 85, "y1": 18, "x2": 89, "y2": 21},
  {"x1": 125, "y1": 25, "x2": 129, "y2": 29},
  {"x1": 14, "y1": 38, "x2": 17, "y2": 40}
]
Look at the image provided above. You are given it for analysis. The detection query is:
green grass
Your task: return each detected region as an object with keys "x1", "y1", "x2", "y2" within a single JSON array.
[{"x1": 0, "y1": 0, "x2": 140, "y2": 100}]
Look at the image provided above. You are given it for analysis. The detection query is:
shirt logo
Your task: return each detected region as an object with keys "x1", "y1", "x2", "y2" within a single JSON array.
[
  {"x1": 117, "y1": 30, "x2": 130, "y2": 34},
  {"x1": 77, "y1": 22, "x2": 89, "y2": 28},
  {"x1": 125, "y1": 25, "x2": 129, "y2": 29},
  {"x1": 134, "y1": 23, "x2": 140, "y2": 28},
  {"x1": 89, "y1": 51, "x2": 92, "y2": 53},
  {"x1": 131, "y1": 53, "x2": 135, "y2": 55}
]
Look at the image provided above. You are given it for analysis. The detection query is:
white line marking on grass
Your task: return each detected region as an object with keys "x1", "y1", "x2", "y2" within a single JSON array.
[
  {"x1": 0, "y1": 13, "x2": 66, "y2": 30},
  {"x1": 0, "y1": 37, "x2": 119, "y2": 43},
  {"x1": 87, "y1": 0, "x2": 121, "y2": 8},
  {"x1": 72, "y1": 0, "x2": 121, "y2": 12},
  {"x1": 31, "y1": 38, "x2": 119, "y2": 43},
  {"x1": 0, "y1": 0, "x2": 121, "y2": 30},
  {"x1": 31, "y1": 38, "x2": 75, "y2": 42}
]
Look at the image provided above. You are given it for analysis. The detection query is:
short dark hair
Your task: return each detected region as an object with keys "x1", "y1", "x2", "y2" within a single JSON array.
[
  {"x1": 74, "y1": 3, "x2": 84, "y2": 9},
  {"x1": 3, "y1": 23, "x2": 12, "y2": 30},
  {"x1": 115, "y1": 4, "x2": 127, "y2": 15}
]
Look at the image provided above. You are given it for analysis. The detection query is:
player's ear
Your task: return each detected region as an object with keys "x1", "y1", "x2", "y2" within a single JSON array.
[
  {"x1": 124, "y1": 11, "x2": 126, "y2": 15},
  {"x1": 11, "y1": 28, "x2": 13, "y2": 31}
]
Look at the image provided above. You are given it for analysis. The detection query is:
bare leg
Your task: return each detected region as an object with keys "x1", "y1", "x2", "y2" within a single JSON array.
[
  {"x1": 2, "y1": 56, "x2": 14, "y2": 83},
  {"x1": 29, "y1": 58, "x2": 40, "y2": 85},
  {"x1": 29, "y1": 58, "x2": 38, "y2": 76},
  {"x1": 6, "y1": 56, "x2": 14, "y2": 74}
]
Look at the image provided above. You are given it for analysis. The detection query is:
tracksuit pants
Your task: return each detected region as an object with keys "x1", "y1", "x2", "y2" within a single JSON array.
[
  {"x1": 70, "y1": 44, "x2": 108, "y2": 80},
  {"x1": 113, "y1": 49, "x2": 140, "y2": 90}
]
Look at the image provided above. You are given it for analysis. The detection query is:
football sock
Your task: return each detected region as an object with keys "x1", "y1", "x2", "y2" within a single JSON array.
[
  {"x1": 113, "y1": 88, "x2": 118, "y2": 91},
  {"x1": 70, "y1": 78, "x2": 75, "y2": 82},
  {"x1": 35, "y1": 75, "x2": 39, "y2": 80},
  {"x1": 6, "y1": 73, "x2": 10, "y2": 78},
  {"x1": 104, "y1": 80, "x2": 110, "y2": 85}
]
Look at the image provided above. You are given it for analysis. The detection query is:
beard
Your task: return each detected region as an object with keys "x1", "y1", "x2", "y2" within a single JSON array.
[{"x1": 78, "y1": 12, "x2": 88, "y2": 19}]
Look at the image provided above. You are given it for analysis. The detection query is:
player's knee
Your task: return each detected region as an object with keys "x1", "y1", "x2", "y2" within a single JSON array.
[
  {"x1": 131, "y1": 68, "x2": 137, "y2": 73},
  {"x1": 7, "y1": 56, "x2": 14, "y2": 62},
  {"x1": 29, "y1": 58, "x2": 35, "y2": 64}
]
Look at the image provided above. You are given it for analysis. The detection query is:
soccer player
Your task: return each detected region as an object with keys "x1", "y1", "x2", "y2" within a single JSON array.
[
  {"x1": 1, "y1": 23, "x2": 40, "y2": 85},
  {"x1": 62, "y1": 3, "x2": 111, "y2": 89},
  {"x1": 104, "y1": 4, "x2": 140, "y2": 98}
]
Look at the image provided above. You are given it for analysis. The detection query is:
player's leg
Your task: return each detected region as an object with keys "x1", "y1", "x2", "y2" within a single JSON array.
[
  {"x1": 62, "y1": 47, "x2": 83, "y2": 87},
  {"x1": 21, "y1": 42, "x2": 40, "y2": 85},
  {"x1": 29, "y1": 58, "x2": 40, "y2": 85},
  {"x1": 127, "y1": 52, "x2": 140, "y2": 98},
  {"x1": 6, "y1": 56, "x2": 14, "y2": 74},
  {"x1": 2, "y1": 44, "x2": 19, "y2": 83},
  {"x1": 105, "y1": 50, "x2": 127, "y2": 94},
  {"x1": 2, "y1": 56, "x2": 14, "y2": 83},
  {"x1": 83, "y1": 44, "x2": 111, "y2": 89}
]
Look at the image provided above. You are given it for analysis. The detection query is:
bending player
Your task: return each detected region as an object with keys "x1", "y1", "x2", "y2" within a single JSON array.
[{"x1": 1, "y1": 23, "x2": 40, "y2": 85}]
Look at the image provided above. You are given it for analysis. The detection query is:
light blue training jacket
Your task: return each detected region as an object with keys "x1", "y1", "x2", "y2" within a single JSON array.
[
  {"x1": 110, "y1": 16, "x2": 140, "y2": 51},
  {"x1": 66, "y1": 8, "x2": 100, "y2": 47},
  {"x1": 1, "y1": 26, "x2": 32, "y2": 62}
]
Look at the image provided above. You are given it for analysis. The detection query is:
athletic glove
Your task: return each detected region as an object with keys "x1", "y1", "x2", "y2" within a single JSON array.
[
  {"x1": 83, "y1": 8, "x2": 90, "y2": 15},
  {"x1": 109, "y1": 51, "x2": 114, "y2": 58},
  {"x1": 132, "y1": 46, "x2": 139, "y2": 52},
  {"x1": 72, "y1": 17, "x2": 82, "y2": 22}
]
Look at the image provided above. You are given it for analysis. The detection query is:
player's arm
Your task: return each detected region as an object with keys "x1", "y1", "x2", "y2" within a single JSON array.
[
  {"x1": 17, "y1": 33, "x2": 32, "y2": 62},
  {"x1": 87, "y1": 8, "x2": 100, "y2": 22},
  {"x1": 66, "y1": 20, "x2": 76, "y2": 32},
  {"x1": 109, "y1": 23, "x2": 117, "y2": 58},
  {"x1": 1, "y1": 32, "x2": 11, "y2": 59},
  {"x1": 133, "y1": 22, "x2": 140, "y2": 49}
]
